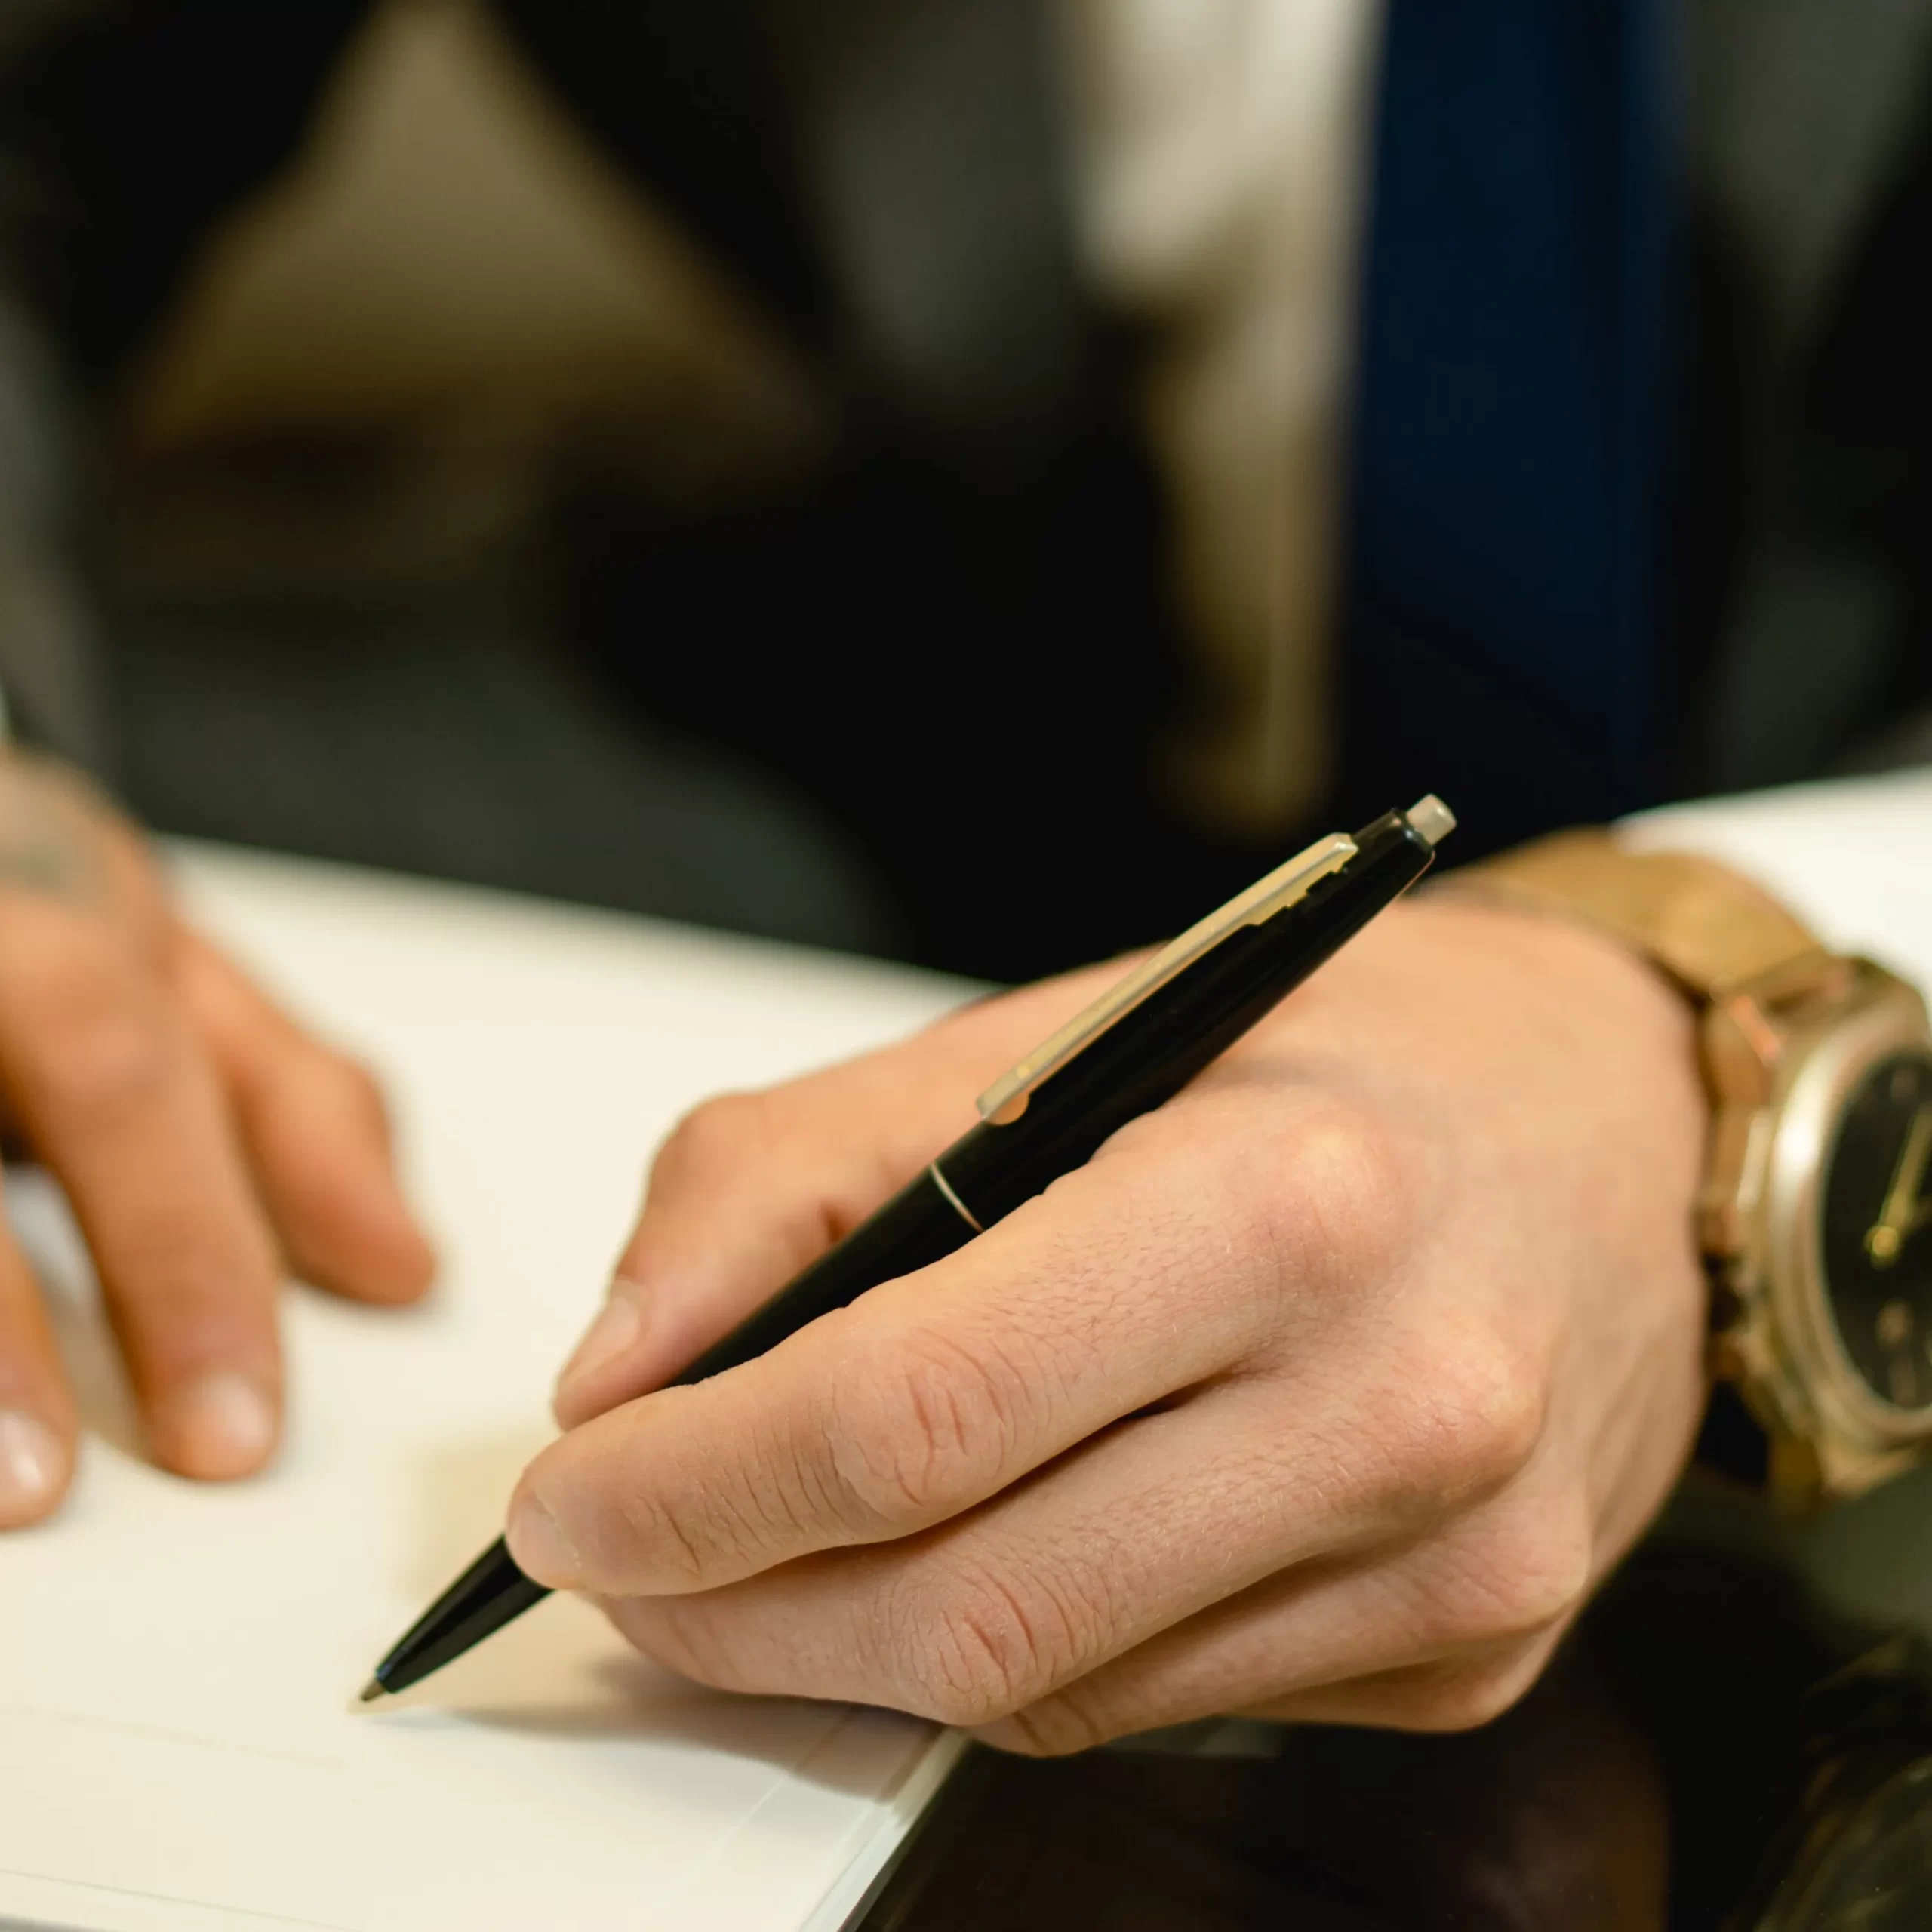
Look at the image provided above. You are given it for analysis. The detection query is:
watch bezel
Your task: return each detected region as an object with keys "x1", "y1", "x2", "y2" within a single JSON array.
[{"x1": 1761, "y1": 972, "x2": 1932, "y2": 1451}]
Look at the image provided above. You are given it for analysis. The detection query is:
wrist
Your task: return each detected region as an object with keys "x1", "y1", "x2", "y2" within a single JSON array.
[
  {"x1": 1442, "y1": 828, "x2": 1932, "y2": 1509},
  {"x1": 1404, "y1": 888, "x2": 1712, "y2": 1219}
]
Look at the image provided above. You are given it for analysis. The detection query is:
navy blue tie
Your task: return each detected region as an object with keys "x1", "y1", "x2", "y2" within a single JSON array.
[{"x1": 1339, "y1": 0, "x2": 1674, "y2": 854}]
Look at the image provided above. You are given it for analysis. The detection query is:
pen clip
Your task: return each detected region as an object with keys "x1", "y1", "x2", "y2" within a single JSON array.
[{"x1": 976, "y1": 832, "x2": 1358, "y2": 1123}]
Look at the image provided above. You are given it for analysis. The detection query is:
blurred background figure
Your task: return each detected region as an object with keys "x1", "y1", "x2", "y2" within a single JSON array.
[{"x1": 1, "y1": 0, "x2": 1927, "y2": 981}]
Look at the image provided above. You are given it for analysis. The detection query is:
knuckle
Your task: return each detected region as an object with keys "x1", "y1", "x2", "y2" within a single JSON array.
[
  {"x1": 654, "y1": 1092, "x2": 773, "y2": 1194},
  {"x1": 29, "y1": 986, "x2": 176, "y2": 1130},
  {"x1": 1392, "y1": 1331, "x2": 1547, "y2": 1509},
  {"x1": 623, "y1": 1596, "x2": 752, "y2": 1694},
  {"x1": 826, "y1": 1326, "x2": 1029, "y2": 1525},
  {"x1": 1397, "y1": 1647, "x2": 1549, "y2": 1734},
  {"x1": 638, "y1": 1398, "x2": 881, "y2": 1585},
  {"x1": 1460, "y1": 1503, "x2": 1595, "y2": 1641},
  {"x1": 106, "y1": 1254, "x2": 277, "y2": 1382},
  {"x1": 983, "y1": 1692, "x2": 1107, "y2": 1758},
  {"x1": 1244, "y1": 1094, "x2": 1409, "y2": 1299},
  {"x1": 897, "y1": 1564, "x2": 1072, "y2": 1727},
  {"x1": 599, "y1": 1466, "x2": 715, "y2": 1589},
  {"x1": 127, "y1": 1226, "x2": 250, "y2": 1308},
  {"x1": 598, "y1": 1391, "x2": 902, "y2": 1590}
]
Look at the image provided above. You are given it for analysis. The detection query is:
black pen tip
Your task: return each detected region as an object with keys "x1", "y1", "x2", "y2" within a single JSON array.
[{"x1": 352, "y1": 1677, "x2": 389, "y2": 1711}]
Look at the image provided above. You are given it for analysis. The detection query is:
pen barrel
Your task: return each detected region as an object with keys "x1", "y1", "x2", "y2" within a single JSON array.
[
  {"x1": 666, "y1": 818, "x2": 1429, "y2": 1386},
  {"x1": 669, "y1": 1168, "x2": 979, "y2": 1389},
  {"x1": 939, "y1": 814, "x2": 1435, "y2": 1228},
  {"x1": 369, "y1": 808, "x2": 1437, "y2": 1700}
]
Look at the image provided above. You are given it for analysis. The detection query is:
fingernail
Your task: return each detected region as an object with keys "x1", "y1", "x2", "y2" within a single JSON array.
[
  {"x1": 507, "y1": 1489, "x2": 580, "y2": 1586},
  {"x1": 556, "y1": 1290, "x2": 644, "y2": 1398},
  {"x1": 0, "y1": 1411, "x2": 63, "y2": 1525},
  {"x1": 157, "y1": 1371, "x2": 277, "y2": 1481}
]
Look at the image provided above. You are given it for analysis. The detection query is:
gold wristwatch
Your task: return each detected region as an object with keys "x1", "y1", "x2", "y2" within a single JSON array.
[{"x1": 1466, "y1": 832, "x2": 1932, "y2": 1509}]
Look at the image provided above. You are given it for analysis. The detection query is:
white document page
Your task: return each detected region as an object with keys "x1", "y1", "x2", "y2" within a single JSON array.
[{"x1": 0, "y1": 848, "x2": 972, "y2": 1932}]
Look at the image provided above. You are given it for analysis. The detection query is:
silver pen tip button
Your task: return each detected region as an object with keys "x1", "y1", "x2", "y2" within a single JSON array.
[{"x1": 1405, "y1": 795, "x2": 1456, "y2": 848}]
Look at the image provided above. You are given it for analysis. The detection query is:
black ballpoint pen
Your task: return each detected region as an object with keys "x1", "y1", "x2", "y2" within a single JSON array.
[{"x1": 358, "y1": 795, "x2": 1455, "y2": 1704}]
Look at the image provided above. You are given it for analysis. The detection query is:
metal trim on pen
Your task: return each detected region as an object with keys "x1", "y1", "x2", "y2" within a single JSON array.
[
  {"x1": 928, "y1": 1161, "x2": 985, "y2": 1234},
  {"x1": 974, "y1": 832, "x2": 1357, "y2": 1123}
]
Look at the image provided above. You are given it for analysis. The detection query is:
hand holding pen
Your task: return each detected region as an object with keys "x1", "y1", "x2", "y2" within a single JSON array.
[{"x1": 374, "y1": 801, "x2": 1715, "y2": 1747}]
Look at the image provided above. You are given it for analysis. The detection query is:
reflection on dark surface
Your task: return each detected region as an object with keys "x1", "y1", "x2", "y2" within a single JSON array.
[
  {"x1": 857, "y1": 1535, "x2": 1932, "y2": 1930},
  {"x1": 1743, "y1": 1639, "x2": 1932, "y2": 1931}
]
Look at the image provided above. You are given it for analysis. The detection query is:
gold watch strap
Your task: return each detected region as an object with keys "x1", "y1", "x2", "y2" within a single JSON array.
[{"x1": 1463, "y1": 830, "x2": 1829, "y2": 1003}]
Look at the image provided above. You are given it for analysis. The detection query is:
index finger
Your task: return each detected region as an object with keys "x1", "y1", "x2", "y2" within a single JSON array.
[
  {"x1": 0, "y1": 900, "x2": 283, "y2": 1478},
  {"x1": 552, "y1": 968, "x2": 1123, "y2": 1429},
  {"x1": 509, "y1": 1103, "x2": 1347, "y2": 1597}
]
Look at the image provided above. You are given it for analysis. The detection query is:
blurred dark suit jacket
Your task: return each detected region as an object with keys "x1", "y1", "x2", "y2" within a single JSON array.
[{"x1": 1, "y1": 0, "x2": 1927, "y2": 977}]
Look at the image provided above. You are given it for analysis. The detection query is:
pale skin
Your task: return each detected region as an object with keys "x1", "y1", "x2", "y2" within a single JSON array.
[
  {"x1": 0, "y1": 740, "x2": 1710, "y2": 1747},
  {"x1": 0, "y1": 749, "x2": 433, "y2": 1523},
  {"x1": 510, "y1": 893, "x2": 1712, "y2": 1752}
]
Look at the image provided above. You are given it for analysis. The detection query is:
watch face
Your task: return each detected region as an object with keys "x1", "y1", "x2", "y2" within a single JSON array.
[{"x1": 1821, "y1": 1049, "x2": 1932, "y2": 1412}]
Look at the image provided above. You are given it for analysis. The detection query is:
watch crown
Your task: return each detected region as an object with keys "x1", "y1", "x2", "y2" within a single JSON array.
[
  {"x1": 1701, "y1": 998, "x2": 1783, "y2": 1108},
  {"x1": 1698, "y1": 1103, "x2": 1770, "y2": 1257}
]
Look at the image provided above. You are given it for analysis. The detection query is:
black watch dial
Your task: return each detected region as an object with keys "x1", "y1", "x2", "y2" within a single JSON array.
[{"x1": 1821, "y1": 1049, "x2": 1932, "y2": 1411}]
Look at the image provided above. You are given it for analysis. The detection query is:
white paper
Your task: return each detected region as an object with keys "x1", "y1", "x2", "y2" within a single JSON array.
[{"x1": 0, "y1": 846, "x2": 973, "y2": 1932}]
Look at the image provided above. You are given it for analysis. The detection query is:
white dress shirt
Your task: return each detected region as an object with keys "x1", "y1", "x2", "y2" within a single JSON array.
[{"x1": 1061, "y1": 0, "x2": 1383, "y2": 834}]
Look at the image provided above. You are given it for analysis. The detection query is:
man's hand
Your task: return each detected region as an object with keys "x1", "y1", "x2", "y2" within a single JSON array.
[
  {"x1": 510, "y1": 896, "x2": 1708, "y2": 1751},
  {"x1": 0, "y1": 752, "x2": 433, "y2": 1524}
]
